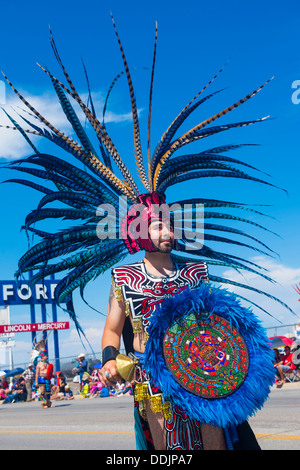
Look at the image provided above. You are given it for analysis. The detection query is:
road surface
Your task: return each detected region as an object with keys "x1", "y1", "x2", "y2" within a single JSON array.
[{"x1": 0, "y1": 386, "x2": 299, "y2": 451}]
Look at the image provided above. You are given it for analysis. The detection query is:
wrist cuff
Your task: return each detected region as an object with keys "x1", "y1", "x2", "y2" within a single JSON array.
[{"x1": 102, "y1": 345, "x2": 120, "y2": 366}]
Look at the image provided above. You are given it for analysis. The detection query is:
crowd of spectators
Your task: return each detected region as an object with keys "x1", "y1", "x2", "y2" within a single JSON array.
[
  {"x1": 77, "y1": 368, "x2": 133, "y2": 399},
  {"x1": 71, "y1": 352, "x2": 133, "y2": 399},
  {"x1": 0, "y1": 367, "x2": 75, "y2": 404},
  {"x1": 0, "y1": 351, "x2": 133, "y2": 405},
  {"x1": 0, "y1": 375, "x2": 27, "y2": 403},
  {"x1": 1, "y1": 342, "x2": 300, "y2": 405}
]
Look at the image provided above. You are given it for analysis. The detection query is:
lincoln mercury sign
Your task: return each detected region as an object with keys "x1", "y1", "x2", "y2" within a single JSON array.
[
  {"x1": 0, "y1": 280, "x2": 60, "y2": 305},
  {"x1": 0, "y1": 322, "x2": 69, "y2": 334}
]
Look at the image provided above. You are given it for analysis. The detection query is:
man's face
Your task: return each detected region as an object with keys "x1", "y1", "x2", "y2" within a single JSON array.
[{"x1": 148, "y1": 220, "x2": 175, "y2": 253}]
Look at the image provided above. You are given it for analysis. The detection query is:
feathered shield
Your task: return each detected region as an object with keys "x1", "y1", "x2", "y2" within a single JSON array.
[{"x1": 143, "y1": 283, "x2": 275, "y2": 428}]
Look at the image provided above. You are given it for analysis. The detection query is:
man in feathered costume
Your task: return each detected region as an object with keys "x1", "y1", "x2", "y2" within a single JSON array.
[
  {"x1": 1, "y1": 15, "x2": 294, "y2": 449},
  {"x1": 98, "y1": 190, "x2": 270, "y2": 450},
  {"x1": 100, "y1": 191, "x2": 231, "y2": 449}
]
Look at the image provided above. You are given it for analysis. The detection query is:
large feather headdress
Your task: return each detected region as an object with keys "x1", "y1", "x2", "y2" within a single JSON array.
[{"x1": 0, "y1": 15, "x2": 294, "y2": 335}]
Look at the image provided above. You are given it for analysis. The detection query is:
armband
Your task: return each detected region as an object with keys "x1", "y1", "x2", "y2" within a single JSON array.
[{"x1": 102, "y1": 345, "x2": 120, "y2": 366}]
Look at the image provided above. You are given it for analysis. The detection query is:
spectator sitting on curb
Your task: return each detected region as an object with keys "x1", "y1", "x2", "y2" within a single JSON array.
[
  {"x1": 0, "y1": 375, "x2": 9, "y2": 401},
  {"x1": 275, "y1": 346, "x2": 297, "y2": 387},
  {"x1": 52, "y1": 372, "x2": 74, "y2": 400},
  {"x1": 89, "y1": 370, "x2": 103, "y2": 397},
  {"x1": 2, "y1": 377, "x2": 27, "y2": 404}
]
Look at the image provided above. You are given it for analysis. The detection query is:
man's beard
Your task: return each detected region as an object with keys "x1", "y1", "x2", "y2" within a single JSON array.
[{"x1": 152, "y1": 237, "x2": 175, "y2": 253}]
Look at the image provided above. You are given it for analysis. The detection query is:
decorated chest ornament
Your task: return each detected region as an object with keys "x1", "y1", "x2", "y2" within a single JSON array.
[
  {"x1": 1, "y1": 14, "x2": 295, "y2": 334},
  {"x1": 143, "y1": 283, "x2": 275, "y2": 428}
]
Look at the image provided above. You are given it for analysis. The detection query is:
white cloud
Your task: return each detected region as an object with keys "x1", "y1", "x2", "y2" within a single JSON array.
[
  {"x1": 0, "y1": 91, "x2": 68, "y2": 160},
  {"x1": 64, "y1": 326, "x2": 103, "y2": 352},
  {"x1": 0, "y1": 88, "x2": 138, "y2": 160},
  {"x1": 221, "y1": 255, "x2": 300, "y2": 327},
  {"x1": 0, "y1": 124, "x2": 35, "y2": 160}
]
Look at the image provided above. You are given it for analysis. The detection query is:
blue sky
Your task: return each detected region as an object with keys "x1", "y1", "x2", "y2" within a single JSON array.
[{"x1": 0, "y1": 0, "x2": 300, "y2": 366}]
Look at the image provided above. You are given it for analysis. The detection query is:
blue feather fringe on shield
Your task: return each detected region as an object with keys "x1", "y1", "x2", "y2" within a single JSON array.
[{"x1": 144, "y1": 283, "x2": 275, "y2": 428}]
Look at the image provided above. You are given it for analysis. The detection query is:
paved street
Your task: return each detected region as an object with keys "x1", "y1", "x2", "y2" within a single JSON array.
[
  {"x1": 0, "y1": 385, "x2": 299, "y2": 450},
  {"x1": 0, "y1": 394, "x2": 135, "y2": 450},
  {"x1": 249, "y1": 386, "x2": 300, "y2": 450}
]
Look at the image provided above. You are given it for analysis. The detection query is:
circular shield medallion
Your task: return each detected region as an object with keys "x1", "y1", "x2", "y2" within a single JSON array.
[{"x1": 163, "y1": 312, "x2": 249, "y2": 399}]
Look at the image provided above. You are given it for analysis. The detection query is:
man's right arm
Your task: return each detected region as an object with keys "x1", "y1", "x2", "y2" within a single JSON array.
[{"x1": 98, "y1": 280, "x2": 126, "y2": 387}]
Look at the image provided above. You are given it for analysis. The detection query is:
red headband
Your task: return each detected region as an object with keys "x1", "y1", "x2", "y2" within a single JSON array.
[{"x1": 121, "y1": 192, "x2": 170, "y2": 254}]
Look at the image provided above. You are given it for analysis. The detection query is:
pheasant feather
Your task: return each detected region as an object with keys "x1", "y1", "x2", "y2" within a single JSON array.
[
  {"x1": 152, "y1": 77, "x2": 273, "y2": 187},
  {"x1": 147, "y1": 22, "x2": 158, "y2": 190},
  {"x1": 111, "y1": 14, "x2": 150, "y2": 191},
  {"x1": 151, "y1": 62, "x2": 228, "y2": 175}
]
